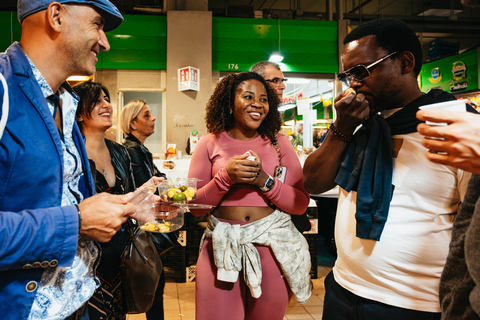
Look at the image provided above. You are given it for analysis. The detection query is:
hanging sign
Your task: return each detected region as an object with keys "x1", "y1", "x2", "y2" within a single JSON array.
[
  {"x1": 296, "y1": 99, "x2": 310, "y2": 115},
  {"x1": 178, "y1": 66, "x2": 200, "y2": 91}
]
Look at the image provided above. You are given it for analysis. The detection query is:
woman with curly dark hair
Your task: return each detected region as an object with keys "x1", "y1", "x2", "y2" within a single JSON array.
[{"x1": 188, "y1": 72, "x2": 312, "y2": 320}]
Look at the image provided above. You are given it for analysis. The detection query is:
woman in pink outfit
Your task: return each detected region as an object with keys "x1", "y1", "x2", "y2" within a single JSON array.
[{"x1": 188, "y1": 72, "x2": 312, "y2": 320}]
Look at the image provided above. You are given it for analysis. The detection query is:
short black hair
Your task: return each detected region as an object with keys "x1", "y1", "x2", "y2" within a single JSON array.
[
  {"x1": 74, "y1": 81, "x2": 110, "y2": 130},
  {"x1": 344, "y1": 18, "x2": 423, "y2": 76}
]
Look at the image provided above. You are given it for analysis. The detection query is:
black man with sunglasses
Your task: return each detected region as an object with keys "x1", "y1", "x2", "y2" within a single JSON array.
[{"x1": 304, "y1": 18, "x2": 471, "y2": 320}]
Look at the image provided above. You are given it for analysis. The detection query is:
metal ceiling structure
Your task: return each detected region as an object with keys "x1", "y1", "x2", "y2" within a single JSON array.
[
  {"x1": 207, "y1": 0, "x2": 480, "y2": 51},
  {"x1": 1, "y1": 0, "x2": 479, "y2": 56}
]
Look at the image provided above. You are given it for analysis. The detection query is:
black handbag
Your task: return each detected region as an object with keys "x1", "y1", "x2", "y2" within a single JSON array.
[
  {"x1": 150, "y1": 230, "x2": 179, "y2": 255},
  {"x1": 291, "y1": 213, "x2": 312, "y2": 233},
  {"x1": 120, "y1": 219, "x2": 163, "y2": 314}
]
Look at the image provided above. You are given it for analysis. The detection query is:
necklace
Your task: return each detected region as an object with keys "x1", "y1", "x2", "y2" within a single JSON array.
[{"x1": 102, "y1": 146, "x2": 108, "y2": 177}]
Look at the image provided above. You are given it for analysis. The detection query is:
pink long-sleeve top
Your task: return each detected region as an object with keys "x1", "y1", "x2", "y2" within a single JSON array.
[{"x1": 187, "y1": 131, "x2": 310, "y2": 216}]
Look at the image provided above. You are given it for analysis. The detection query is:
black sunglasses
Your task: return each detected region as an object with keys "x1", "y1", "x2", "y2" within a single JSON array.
[
  {"x1": 265, "y1": 77, "x2": 288, "y2": 85},
  {"x1": 337, "y1": 52, "x2": 397, "y2": 86}
]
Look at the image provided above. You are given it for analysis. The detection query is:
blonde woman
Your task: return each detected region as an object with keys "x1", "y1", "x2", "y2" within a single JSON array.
[{"x1": 120, "y1": 99, "x2": 166, "y2": 186}]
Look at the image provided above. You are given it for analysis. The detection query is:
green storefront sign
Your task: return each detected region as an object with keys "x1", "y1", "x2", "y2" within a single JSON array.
[
  {"x1": 0, "y1": 12, "x2": 167, "y2": 70},
  {"x1": 212, "y1": 17, "x2": 338, "y2": 73},
  {"x1": 420, "y1": 48, "x2": 479, "y2": 94},
  {"x1": 96, "y1": 15, "x2": 167, "y2": 70},
  {"x1": 0, "y1": 12, "x2": 338, "y2": 74}
]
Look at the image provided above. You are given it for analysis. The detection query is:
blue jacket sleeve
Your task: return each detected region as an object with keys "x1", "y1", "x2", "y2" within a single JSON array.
[{"x1": 0, "y1": 205, "x2": 79, "y2": 271}]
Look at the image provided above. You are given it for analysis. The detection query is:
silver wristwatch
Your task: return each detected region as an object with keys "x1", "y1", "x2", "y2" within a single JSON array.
[{"x1": 259, "y1": 174, "x2": 275, "y2": 192}]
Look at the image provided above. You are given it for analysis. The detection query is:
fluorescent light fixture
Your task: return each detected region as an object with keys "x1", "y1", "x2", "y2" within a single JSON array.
[
  {"x1": 287, "y1": 78, "x2": 310, "y2": 84},
  {"x1": 114, "y1": 35, "x2": 132, "y2": 39},
  {"x1": 67, "y1": 76, "x2": 90, "y2": 81},
  {"x1": 419, "y1": 8, "x2": 462, "y2": 16},
  {"x1": 134, "y1": 6, "x2": 163, "y2": 13},
  {"x1": 278, "y1": 104, "x2": 296, "y2": 112},
  {"x1": 269, "y1": 52, "x2": 284, "y2": 62},
  {"x1": 316, "y1": 119, "x2": 332, "y2": 124},
  {"x1": 283, "y1": 119, "x2": 332, "y2": 126}
]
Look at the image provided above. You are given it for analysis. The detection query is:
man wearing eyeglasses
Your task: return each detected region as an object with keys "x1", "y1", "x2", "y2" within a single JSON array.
[
  {"x1": 304, "y1": 18, "x2": 471, "y2": 320},
  {"x1": 250, "y1": 61, "x2": 288, "y2": 101},
  {"x1": 250, "y1": 61, "x2": 312, "y2": 235}
]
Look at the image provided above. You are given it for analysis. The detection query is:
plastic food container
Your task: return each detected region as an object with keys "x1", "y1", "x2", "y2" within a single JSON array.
[
  {"x1": 136, "y1": 203, "x2": 184, "y2": 233},
  {"x1": 158, "y1": 178, "x2": 199, "y2": 203}
]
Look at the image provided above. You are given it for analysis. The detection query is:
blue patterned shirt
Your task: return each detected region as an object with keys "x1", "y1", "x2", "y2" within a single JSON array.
[{"x1": 25, "y1": 58, "x2": 100, "y2": 320}]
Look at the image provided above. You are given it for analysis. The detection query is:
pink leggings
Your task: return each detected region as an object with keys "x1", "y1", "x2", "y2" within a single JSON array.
[{"x1": 195, "y1": 219, "x2": 292, "y2": 320}]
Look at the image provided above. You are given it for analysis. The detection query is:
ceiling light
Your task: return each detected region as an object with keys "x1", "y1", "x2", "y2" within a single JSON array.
[
  {"x1": 287, "y1": 78, "x2": 310, "y2": 84},
  {"x1": 269, "y1": 19, "x2": 284, "y2": 62},
  {"x1": 419, "y1": 8, "x2": 462, "y2": 16},
  {"x1": 278, "y1": 103, "x2": 296, "y2": 112},
  {"x1": 269, "y1": 52, "x2": 284, "y2": 62},
  {"x1": 134, "y1": 6, "x2": 163, "y2": 13},
  {"x1": 67, "y1": 76, "x2": 91, "y2": 81}
]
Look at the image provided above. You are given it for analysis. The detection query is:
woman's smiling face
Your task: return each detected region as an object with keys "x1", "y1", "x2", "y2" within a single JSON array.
[
  {"x1": 81, "y1": 89, "x2": 113, "y2": 130},
  {"x1": 231, "y1": 79, "x2": 269, "y2": 138}
]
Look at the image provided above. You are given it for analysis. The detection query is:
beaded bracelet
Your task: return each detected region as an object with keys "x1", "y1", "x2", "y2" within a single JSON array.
[{"x1": 329, "y1": 123, "x2": 353, "y2": 143}]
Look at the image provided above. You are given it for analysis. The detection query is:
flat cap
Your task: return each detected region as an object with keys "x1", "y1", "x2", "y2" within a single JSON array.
[{"x1": 17, "y1": 0, "x2": 124, "y2": 32}]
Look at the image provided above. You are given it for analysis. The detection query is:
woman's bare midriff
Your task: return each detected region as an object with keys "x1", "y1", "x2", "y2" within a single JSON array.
[{"x1": 212, "y1": 206, "x2": 275, "y2": 222}]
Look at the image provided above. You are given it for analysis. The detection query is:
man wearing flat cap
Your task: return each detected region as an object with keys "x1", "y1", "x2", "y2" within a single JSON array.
[{"x1": 0, "y1": 1, "x2": 139, "y2": 319}]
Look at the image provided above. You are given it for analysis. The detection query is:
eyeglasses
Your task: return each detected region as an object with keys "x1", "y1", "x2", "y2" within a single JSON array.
[
  {"x1": 265, "y1": 78, "x2": 288, "y2": 85},
  {"x1": 337, "y1": 52, "x2": 397, "y2": 86}
]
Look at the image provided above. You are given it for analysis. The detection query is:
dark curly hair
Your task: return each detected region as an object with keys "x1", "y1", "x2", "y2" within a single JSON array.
[
  {"x1": 74, "y1": 81, "x2": 110, "y2": 131},
  {"x1": 344, "y1": 18, "x2": 423, "y2": 76},
  {"x1": 205, "y1": 72, "x2": 282, "y2": 143}
]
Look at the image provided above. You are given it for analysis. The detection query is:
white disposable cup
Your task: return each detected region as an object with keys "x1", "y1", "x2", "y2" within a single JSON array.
[
  {"x1": 419, "y1": 99, "x2": 467, "y2": 153},
  {"x1": 419, "y1": 99, "x2": 467, "y2": 126}
]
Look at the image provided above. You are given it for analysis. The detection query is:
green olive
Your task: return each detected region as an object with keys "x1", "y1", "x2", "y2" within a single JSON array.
[{"x1": 172, "y1": 192, "x2": 186, "y2": 201}]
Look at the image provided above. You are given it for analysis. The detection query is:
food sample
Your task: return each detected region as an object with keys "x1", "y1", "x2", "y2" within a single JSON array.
[
  {"x1": 303, "y1": 147, "x2": 316, "y2": 155},
  {"x1": 165, "y1": 146, "x2": 176, "y2": 158},
  {"x1": 140, "y1": 221, "x2": 173, "y2": 233},
  {"x1": 158, "y1": 178, "x2": 199, "y2": 203},
  {"x1": 163, "y1": 160, "x2": 175, "y2": 169},
  {"x1": 161, "y1": 186, "x2": 197, "y2": 202},
  {"x1": 136, "y1": 205, "x2": 184, "y2": 233}
]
